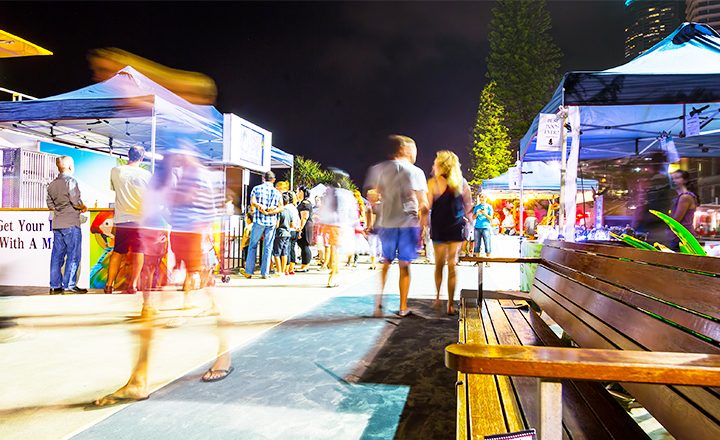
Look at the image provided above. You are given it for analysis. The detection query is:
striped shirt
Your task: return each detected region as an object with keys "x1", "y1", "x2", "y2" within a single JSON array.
[
  {"x1": 168, "y1": 166, "x2": 223, "y2": 232},
  {"x1": 251, "y1": 182, "x2": 282, "y2": 226}
]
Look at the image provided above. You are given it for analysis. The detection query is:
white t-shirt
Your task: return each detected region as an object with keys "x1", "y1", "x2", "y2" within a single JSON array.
[
  {"x1": 366, "y1": 160, "x2": 428, "y2": 228},
  {"x1": 284, "y1": 203, "x2": 301, "y2": 230},
  {"x1": 110, "y1": 165, "x2": 152, "y2": 224}
]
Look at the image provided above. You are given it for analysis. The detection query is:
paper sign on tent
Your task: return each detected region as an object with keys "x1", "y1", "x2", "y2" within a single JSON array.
[
  {"x1": 536, "y1": 113, "x2": 563, "y2": 151},
  {"x1": 686, "y1": 113, "x2": 701, "y2": 137}
]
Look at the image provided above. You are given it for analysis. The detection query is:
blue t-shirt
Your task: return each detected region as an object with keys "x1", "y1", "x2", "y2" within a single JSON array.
[{"x1": 473, "y1": 204, "x2": 493, "y2": 229}]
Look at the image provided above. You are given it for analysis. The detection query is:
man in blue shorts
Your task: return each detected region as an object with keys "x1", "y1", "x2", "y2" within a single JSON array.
[{"x1": 365, "y1": 135, "x2": 428, "y2": 317}]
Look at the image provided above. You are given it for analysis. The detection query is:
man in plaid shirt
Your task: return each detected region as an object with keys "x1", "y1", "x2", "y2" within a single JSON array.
[{"x1": 243, "y1": 171, "x2": 282, "y2": 278}]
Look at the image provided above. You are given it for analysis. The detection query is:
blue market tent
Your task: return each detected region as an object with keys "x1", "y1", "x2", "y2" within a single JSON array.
[
  {"x1": 483, "y1": 161, "x2": 597, "y2": 192},
  {"x1": 520, "y1": 23, "x2": 720, "y2": 161},
  {"x1": 271, "y1": 146, "x2": 294, "y2": 168},
  {"x1": 0, "y1": 66, "x2": 224, "y2": 160}
]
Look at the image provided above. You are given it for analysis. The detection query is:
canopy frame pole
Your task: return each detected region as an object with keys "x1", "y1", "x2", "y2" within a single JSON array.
[
  {"x1": 290, "y1": 165, "x2": 295, "y2": 191},
  {"x1": 519, "y1": 160, "x2": 524, "y2": 252},
  {"x1": 558, "y1": 110, "x2": 568, "y2": 237},
  {"x1": 150, "y1": 106, "x2": 157, "y2": 172}
]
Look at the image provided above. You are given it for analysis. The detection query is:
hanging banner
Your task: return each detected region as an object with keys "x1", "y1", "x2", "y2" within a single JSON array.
[
  {"x1": 595, "y1": 195, "x2": 604, "y2": 227},
  {"x1": 536, "y1": 113, "x2": 563, "y2": 151}
]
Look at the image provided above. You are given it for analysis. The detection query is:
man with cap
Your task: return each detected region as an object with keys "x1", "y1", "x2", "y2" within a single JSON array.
[
  {"x1": 243, "y1": 171, "x2": 282, "y2": 278},
  {"x1": 105, "y1": 146, "x2": 152, "y2": 294}
]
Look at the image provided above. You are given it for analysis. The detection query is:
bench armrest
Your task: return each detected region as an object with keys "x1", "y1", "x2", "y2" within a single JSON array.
[
  {"x1": 445, "y1": 344, "x2": 720, "y2": 387},
  {"x1": 459, "y1": 257, "x2": 542, "y2": 263}
]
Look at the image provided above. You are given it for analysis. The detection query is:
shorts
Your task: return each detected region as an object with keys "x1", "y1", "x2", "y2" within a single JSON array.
[
  {"x1": 322, "y1": 225, "x2": 342, "y2": 246},
  {"x1": 139, "y1": 228, "x2": 168, "y2": 257},
  {"x1": 170, "y1": 231, "x2": 203, "y2": 272},
  {"x1": 273, "y1": 235, "x2": 291, "y2": 257},
  {"x1": 114, "y1": 222, "x2": 143, "y2": 254},
  {"x1": 380, "y1": 227, "x2": 420, "y2": 263}
]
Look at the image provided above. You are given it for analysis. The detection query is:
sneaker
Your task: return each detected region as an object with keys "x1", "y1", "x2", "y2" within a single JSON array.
[
  {"x1": 239, "y1": 269, "x2": 252, "y2": 279},
  {"x1": 49, "y1": 288, "x2": 63, "y2": 295},
  {"x1": 65, "y1": 287, "x2": 88, "y2": 294}
]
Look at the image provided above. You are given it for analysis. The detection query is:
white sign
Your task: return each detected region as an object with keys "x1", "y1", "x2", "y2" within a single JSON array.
[
  {"x1": 0, "y1": 210, "x2": 90, "y2": 287},
  {"x1": 508, "y1": 166, "x2": 521, "y2": 190},
  {"x1": 537, "y1": 113, "x2": 563, "y2": 151},
  {"x1": 222, "y1": 114, "x2": 272, "y2": 172},
  {"x1": 686, "y1": 113, "x2": 701, "y2": 137}
]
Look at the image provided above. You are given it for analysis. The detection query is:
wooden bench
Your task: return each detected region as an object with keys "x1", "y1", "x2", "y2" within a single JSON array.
[{"x1": 449, "y1": 240, "x2": 720, "y2": 440}]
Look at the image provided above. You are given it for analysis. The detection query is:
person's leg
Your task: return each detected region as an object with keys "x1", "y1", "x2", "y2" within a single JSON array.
[
  {"x1": 483, "y1": 228, "x2": 492, "y2": 257},
  {"x1": 49, "y1": 229, "x2": 66, "y2": 290},
  {"x1": 105, "y1": 251, "x2": 124, "y2": 292},
  {"x1": 433, "y1": 242, "x2": 448, "y2": 308},
  {"x1": 447, "y1": 242, "x2": 461, "y2": 314},
  {"x1": 474, "y1": 228, "x2": 483, "y2": 256},
  {"x1": 327, "y1": 245, "x2": 338, "y2": 287},
  {"x1": 95, "y1": 314, "x2": 153, "y2": 405},
  {"x1": 396, "y1": 227, "x2": 420, "y2": 315},
  {"x1": 63, "y1": 226, "x2": 82, "y2": 289},
  {"x1": 398, "y1": 262, "x2": 411, "y2": 313},
  {"x1": 260, "y1": 226, "x2": 276, "y2": 277},
  {"x1": 244, "y1": 225, "x2": 264, "y2": 275},
  {"x1": 127, "y1": 253, "x2": 144, "y2": 292}
]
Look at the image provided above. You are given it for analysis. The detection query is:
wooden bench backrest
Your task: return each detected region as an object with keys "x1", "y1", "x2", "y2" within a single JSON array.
[{"x1": 533, "y1": 240, "x2": 720, "y2": 439}]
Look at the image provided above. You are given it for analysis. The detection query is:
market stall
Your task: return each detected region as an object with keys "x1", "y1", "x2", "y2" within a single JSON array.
[
  {"x1": 519, "y1": 22, "x2": 720, "y2": 241},
  {"x1": 0, "y1": 67, "x2": 259, "y2": 287}
]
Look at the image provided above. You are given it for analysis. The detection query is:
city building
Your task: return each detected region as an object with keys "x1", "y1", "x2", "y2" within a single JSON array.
[
  {"x1": 625, "y1": 0, "x2": 684, "y2": 59},
  {"x1": 686, "y1": 0, "x2": 720, "y2": 30}
]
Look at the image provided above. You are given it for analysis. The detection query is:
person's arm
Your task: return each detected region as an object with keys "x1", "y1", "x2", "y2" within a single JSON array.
[
  {"x1": 46, "y1": 186, "x2": 55, "y2": 212},
  {"x1": 672, "y1": 194, "x2": 694, "y2": 222},
  {"x1": 426, "y1": 178, "x2": 435, "y2": 210},
  {"x1": 68, "y1": 179, "x2": 87, "y2": 212},
  {"x1": 299, "y1": 208, "x2": 310, "y2": 232},
  {"x1": 483, "y1": 206, "x2": 493, "y2": 221},
  {"x1": 462, "y1": 180, "x2": 473, "y2": 218}
]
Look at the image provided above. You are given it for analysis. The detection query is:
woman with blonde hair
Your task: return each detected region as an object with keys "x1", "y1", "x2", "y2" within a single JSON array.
[{"x1": 427, "y1": 150, "x2": 472, "y2": 314}]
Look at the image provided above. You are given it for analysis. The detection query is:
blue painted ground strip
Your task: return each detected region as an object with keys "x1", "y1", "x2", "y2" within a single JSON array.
[{"x1": 74, "y1": 295, "x2": 409, "y2": 440}]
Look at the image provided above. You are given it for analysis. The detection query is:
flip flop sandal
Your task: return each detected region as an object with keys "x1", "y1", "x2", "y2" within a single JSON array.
[{"x1": 201, "y1": 366, "x2": 235, "y2": 382}]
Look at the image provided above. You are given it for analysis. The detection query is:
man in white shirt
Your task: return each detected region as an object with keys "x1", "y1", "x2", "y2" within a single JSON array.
[
  {"x1": 105, "y1": 146, "x2": 152, "y2": 294},
  {"x1": 365, "y1": 135, "x2": 429, "y2": 317}
]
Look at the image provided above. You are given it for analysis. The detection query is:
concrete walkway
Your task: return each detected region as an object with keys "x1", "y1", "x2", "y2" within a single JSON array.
[{"x1": 0, "y1": 258, "x2": 520, "y2": 440}]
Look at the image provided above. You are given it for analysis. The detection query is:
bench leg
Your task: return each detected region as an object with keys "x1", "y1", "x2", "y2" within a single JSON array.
[{"x1": 537, "y1": 378, "x2": 562, "y2": 440}]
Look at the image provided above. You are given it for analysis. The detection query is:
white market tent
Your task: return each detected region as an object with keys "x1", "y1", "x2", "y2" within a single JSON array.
[{"x1": 518, "y1": 23, "x2": 720, "y2": 238}]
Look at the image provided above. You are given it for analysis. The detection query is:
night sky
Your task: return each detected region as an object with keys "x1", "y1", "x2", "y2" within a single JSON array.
[{"x1": 0, "y1": 1, "x2": 627, "y2": 184}]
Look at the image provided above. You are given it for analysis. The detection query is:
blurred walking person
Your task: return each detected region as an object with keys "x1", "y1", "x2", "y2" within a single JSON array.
[
  {"x1": 317, "y1": 169, "x2": 359, "y2": 288},
  {"x1": 366, "y1": 135, "x2": 429, "y2": 317},
  {"x1": 242, "y1": 171, "x2": 282, "y2": 279},
  {"x1": 365, "y1": 189, "x2": 382, "y2": 270},
  {"x1": 47, "y1": 156, "x2": 88, "y2": 294},
  {"x1": 427, "y1": 151, "x2": 472, "y2": 315},
  {"x1": 105, "y1": 146, "x2": 152, "y2": 294}
]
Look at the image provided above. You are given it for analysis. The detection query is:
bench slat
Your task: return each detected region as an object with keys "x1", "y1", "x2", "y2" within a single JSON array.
[
  {"x1": 542, "y1": 262, "x2": 720, "y2": 343},
  {"x1": 545, "y1": 240, "x2": 720, "y2": 276},
  {"x1": 480, "y1": 303, "x2": 527, "y2": 434},
  {"x1": 541, "y1": 246, "x2": 720, "y2": 320},
  {"x1": 459, "y1": 257, "x2": 543, "y2": 264},
  {"x1": 445, "y1": 344, "x2": 720, "y2": 386},
  {"x1": 531, "y1": 273, "x2": 720, "y2": 434},
  {"x1": 533, "y1": 266, "x2": 720, "y2": 354},
  {"x1": 488, "y1": 300, "x2": 637, "y2": 440}
]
